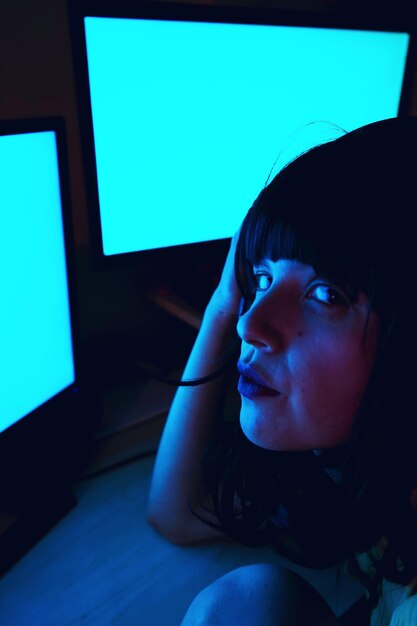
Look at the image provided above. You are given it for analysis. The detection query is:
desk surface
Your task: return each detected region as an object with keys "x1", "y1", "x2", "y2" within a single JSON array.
[{"x1": 0, "y1": 455, "x2": 291, "y2": 626}]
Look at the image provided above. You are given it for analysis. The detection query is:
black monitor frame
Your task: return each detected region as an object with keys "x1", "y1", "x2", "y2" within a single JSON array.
[
  {"x1": 0, "y1": 117, "x2": 91, "y2": 510},
  {"x1": 68, "y1": 0, "x2": 417, "y2": 271}
]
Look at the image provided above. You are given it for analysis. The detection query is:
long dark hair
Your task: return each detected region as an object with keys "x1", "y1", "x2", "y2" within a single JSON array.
[{"x1": 196, "y1": 117, "x2": 417, "y2": 581}]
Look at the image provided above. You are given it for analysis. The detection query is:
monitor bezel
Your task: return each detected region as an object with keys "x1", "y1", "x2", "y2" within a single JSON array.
[
  {"x1": 68, "y1": 0, "x2": 417, "y2": 271},
  {"x1": 0, "y1": 116, "x2": 88, "y2": 506}
]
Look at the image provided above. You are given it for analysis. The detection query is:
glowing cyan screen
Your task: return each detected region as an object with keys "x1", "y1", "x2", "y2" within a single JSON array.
[
  {"x1": 0, "y1": 131, "x2": 75, "y2": 433},
  {"x1": 84, "y1": 17, "x2": 409, "y2": 255}
]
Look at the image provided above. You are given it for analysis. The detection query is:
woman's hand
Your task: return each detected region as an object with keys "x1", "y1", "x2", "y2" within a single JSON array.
[{"x1": 209, "y1": 229, "x2": 242, "y2": 320}]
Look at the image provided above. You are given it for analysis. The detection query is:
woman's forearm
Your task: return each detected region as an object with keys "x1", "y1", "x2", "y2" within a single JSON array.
[{"x1": 146, "y1": 293, "x2": 238, "y2": 544}]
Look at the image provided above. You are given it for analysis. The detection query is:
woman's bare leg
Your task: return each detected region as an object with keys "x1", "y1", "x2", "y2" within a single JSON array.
[{"x1": 180, "y1": 563, "x2": 341, "y2": 626}]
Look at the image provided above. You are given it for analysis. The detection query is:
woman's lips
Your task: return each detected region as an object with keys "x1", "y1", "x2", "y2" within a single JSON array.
[{"x1": 237, "y1": 363, "x2": 281, "y2": 399}]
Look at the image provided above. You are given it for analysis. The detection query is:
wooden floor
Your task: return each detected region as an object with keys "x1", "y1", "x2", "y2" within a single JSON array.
[{"x1": 0, "y1": 454, "x2": 364, "y2": 625}]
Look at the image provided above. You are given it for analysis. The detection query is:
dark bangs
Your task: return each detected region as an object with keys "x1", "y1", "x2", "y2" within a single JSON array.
[{"x1": 235, "y1": 141, "x2": 376, "y2": 311}]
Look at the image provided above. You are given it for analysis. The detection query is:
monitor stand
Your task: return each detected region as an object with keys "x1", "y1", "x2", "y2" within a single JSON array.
[
  {"x1": 142, "y1": 259, "x2": 222, "y2": 330},
  {"x1": 147, "y1": 284, "x2": 202, "y2": 329}
]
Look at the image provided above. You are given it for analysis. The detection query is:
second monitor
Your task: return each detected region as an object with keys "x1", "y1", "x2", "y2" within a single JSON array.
[{"x1": 69, "y1": 0, "x2": 412, "y2": 267}]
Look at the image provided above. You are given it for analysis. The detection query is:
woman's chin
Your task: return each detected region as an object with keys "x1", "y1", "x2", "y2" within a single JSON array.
[{"x1": 239, "y1": 412, "x2": 288, "y2": 451}]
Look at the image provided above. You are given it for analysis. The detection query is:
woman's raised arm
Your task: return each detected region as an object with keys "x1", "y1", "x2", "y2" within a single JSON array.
[{"x1": 146, "y1": 232, "x2": 241, "y2": 545}]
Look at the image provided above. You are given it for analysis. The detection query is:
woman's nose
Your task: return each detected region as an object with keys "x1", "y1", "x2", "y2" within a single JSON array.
[{"x1": 237, "y1": 292, "x2": 289, "y2": 351}]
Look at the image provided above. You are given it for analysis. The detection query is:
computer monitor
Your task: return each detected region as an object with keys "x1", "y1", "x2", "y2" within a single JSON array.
[
  {"x1": 0, "y1": 117, "x2": 91, "y2": 511},
  {"x1": 69, "y1": 0, "x2": 414, "y2": 269}
]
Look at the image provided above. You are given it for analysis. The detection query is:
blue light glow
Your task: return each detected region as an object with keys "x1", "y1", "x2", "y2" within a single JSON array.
[
  {"x1": 84, "y1": 17, "x2": 409, "y2": 255},
  {"x1": 0, "y1": 131, "x2": 75, "y2": 433}
]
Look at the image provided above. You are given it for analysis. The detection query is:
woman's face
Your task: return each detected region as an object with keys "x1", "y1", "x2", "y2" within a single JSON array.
[{"x1": 236, "y1": 258, "x2": 379, "y2": 451}]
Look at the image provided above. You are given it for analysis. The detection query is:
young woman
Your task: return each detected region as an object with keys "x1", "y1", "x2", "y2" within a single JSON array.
[{"x1": 147, "y1": 117, "x2": 417, "y2": 625}]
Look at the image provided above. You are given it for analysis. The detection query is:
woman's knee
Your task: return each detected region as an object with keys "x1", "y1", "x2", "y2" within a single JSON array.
[
  {"x1": 180, "y1": 563, "x2": 276, "y2": 626},
  {"x1": 180, "y1": 562, "x2": 340, "y2": 626}
]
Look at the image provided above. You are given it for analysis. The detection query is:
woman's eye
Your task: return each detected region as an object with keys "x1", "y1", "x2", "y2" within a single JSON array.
[
  {"x1": 306, "y1": 284, "x2": 348, "y2": 307},
  {"x1": 254, "y1": 272, "x2": 272, "y2": 292}
]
